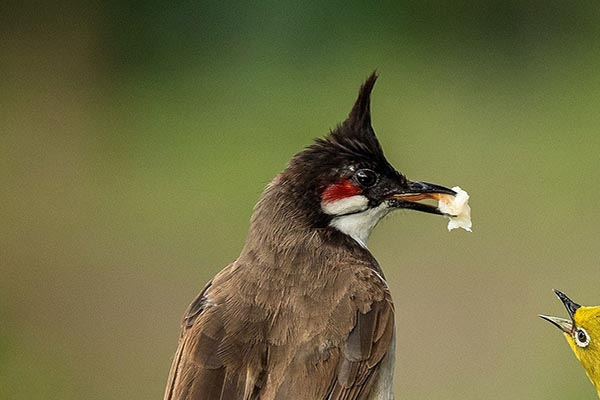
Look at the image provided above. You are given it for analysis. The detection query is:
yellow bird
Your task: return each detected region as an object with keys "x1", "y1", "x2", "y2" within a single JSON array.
[{"x1": 539, "y1": 289, "x2": 600, "y2": 397}]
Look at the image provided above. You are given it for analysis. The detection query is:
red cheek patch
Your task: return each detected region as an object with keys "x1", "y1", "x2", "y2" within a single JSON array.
[{"x1": 322, "y1": 179, "x2": 362, "y2": 203}]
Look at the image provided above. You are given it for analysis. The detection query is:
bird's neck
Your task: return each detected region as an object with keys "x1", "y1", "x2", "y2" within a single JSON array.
[
  {"x1": 239, "y1": 176, "x2": 377, "y2": 271},
  {"x1": 567, "y1": 339, "x2": 600, "y2": 397},
  {"x1": 586, "y1": 357, "x2": 600, "y2": 397},
  {"x1": 588, "y1": 369, "x2": 600, "y2": 398}
]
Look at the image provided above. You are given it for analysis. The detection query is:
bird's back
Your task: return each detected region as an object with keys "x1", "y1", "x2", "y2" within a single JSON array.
[{"x1": 164, "y1": 241, "x2": 395, "y2": 400}]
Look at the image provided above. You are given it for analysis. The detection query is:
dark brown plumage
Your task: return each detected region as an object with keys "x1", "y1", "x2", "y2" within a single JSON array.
[{"x1": 164, "y1": 73, "x2": 454, "y2": 400}]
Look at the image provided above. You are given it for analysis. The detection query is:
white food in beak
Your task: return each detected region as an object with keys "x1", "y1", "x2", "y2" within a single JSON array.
[{"x1": 438, "y1": 186, "x2": 472, "y2": 232}]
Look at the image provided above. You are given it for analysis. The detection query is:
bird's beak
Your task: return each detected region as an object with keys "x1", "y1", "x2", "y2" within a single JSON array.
[
  {"x1": 538, "y1": 314, "x2": 573, "y2": 334},
  {"x1": 387, "y1": 180, "x2": 456, "y2": 216},
  {"x1": 538, "y1": 289, "x2": 581, "y2": 334}
]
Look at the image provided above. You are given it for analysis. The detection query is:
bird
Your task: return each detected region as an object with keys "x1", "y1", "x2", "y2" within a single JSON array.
[
  {"x1": 164, "y1": 73, "x2": 458, "y2": 400},
  {"x1": 539, "y1": 289, "x2": 600, "y2": 397}
]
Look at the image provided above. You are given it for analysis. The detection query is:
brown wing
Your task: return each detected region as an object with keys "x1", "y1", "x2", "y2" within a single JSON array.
[
  {"x1": 163, "y1": 282, "x2": 235, "y2": 400},
  {"x1": 325, "y1": 296, "x2": 395, "y2": 400},
  {"x1": 163, "y1": 270, "x2": 268, "y2": 400},
  {"x1": 275, "y1": 262, "x2": 396, "y2": 400},
  {"x1": 164, "y1": 262, "x2": 395, "y2": 400},
  {"x1": 258, "y1": 264, "x2": 396, "y2": 400}
]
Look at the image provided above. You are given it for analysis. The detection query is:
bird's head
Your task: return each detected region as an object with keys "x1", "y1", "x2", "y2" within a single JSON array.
[
  {"x1": 539, "y1": 289, "x2": 600, "y2": 394},
  {"x1": 270, "y1": 73, "x2": 456, "y2": 247}
]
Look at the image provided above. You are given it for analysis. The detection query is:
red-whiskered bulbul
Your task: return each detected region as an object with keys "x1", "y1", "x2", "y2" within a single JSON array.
[{"x1": 164, "y1": 73, "x2": 456, "y2": 400}]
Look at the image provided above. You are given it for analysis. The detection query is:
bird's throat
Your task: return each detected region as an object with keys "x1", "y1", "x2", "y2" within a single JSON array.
[{"x1": 329, "y1": 203, "x2": 390, "y2": 248}]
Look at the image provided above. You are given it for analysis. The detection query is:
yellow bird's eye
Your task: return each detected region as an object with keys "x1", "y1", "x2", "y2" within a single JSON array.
[{"x1": 575, "y1": 328, "x2": 590, "y2": 348}]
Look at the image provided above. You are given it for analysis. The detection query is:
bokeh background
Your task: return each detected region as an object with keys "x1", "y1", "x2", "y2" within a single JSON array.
[{"x1": 2, "y1": 2, "x2": 600, "y2": 399}]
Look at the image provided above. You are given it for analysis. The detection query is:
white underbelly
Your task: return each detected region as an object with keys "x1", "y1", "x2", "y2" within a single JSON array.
[{"x1": 368, "y1": 330, "x2": 395, "y2": 400}]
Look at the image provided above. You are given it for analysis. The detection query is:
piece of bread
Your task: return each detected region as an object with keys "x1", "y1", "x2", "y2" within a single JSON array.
[{"x1": 438, "y1": 186, "x2": 472, "y2": 232}]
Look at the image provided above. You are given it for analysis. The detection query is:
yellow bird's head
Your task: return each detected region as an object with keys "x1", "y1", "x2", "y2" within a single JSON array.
[{"x1": 539, "y1": 289, "x2": 600, "y2": 397}]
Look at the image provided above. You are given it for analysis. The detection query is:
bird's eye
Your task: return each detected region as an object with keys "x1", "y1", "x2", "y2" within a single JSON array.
[
  {"x1": 575, "y1": 328, "x2": 590, "y2": 348},
  {"x1": 355, "y1": 169, "x2": 378, "y2": 188}
]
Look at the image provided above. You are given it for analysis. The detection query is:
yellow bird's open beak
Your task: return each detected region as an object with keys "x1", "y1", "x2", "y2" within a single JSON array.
[
  {"x1": 538, "y1": 314, "x2": 573, "y2": 334},
  {"x1": 538, "y1": 289, "x2": 581, "y2": 334}
]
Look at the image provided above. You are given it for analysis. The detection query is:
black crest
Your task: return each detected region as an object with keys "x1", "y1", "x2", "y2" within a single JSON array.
[
  {"x1": 290, "y1": 72, "x2": 391, "y2": 175},
  {"x1": 277, "y1": 72, "x2": 399, "y2": 227},
  {"x1": 325, "y1": 71, "x2": 386, "y2": 165}
]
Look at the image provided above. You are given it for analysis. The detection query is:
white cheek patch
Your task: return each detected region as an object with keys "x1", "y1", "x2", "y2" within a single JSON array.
[
  {"x1": 330, "y1": 203, "x2": 390, "y2": 248},
  {"x1": 321, "y1": 195, "x2": 369, "y2": 216}
]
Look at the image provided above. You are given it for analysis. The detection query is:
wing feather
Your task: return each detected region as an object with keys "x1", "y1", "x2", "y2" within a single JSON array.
[
  {"x1": 326, "y1": 297, "x2": 395, "y2": 400},
  {"x1": 164, "y1": 263, "x2": 395, "y2": 400}
]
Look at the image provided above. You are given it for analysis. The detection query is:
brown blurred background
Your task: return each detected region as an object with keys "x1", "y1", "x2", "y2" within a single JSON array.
[{"x1": 2, "y1": 1, "x2": 600, "y2": 399}]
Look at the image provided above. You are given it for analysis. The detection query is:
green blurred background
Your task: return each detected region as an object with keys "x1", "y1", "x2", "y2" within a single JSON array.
[{"x1": 2, "y1": 1, "x2": 600, "y2": 399}]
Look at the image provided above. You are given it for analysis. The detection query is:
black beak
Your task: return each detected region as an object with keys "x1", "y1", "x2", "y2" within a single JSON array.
[
  {"x1": 387, "y1": 180, "x2": 456, "y2": 216},
  {"x1": 538, "y1": 289, "x2": 581, "y2": 334},
  {"x1": 554, "y1": 289, "x2": 581, "y2": 319}
]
